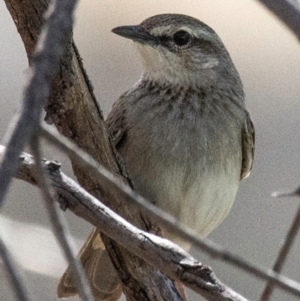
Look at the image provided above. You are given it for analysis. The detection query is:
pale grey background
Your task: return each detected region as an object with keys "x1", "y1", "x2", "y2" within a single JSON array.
[{"x1": 1, "y1": 1, "x2": 300, "y2": 300}]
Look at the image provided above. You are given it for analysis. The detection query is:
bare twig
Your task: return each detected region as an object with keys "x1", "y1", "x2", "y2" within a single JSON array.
[
  {"x1": 0, "y1": 236, "x2": 31, "y2": 301},
  {"x1": 29, "y1": 137, "x2": 94, "y2": 301},
  {"x1": 256, "y1": 0, "x2": 300, "y2": 40},
  {"x1": 0, "y1": 0, "x2": 78, "y2": 207},
  {"x1": 272, "y1": 186, "x2": 300, "y2": 198},
  {"x1": 28, "y1": 128, "x2": 300, "y2": 298},
  {"x1": 260, "y1": 188, "x2": 300, "y2": 300},
  {"x1": 1, "y1": 145, "x2": 248, "y2": 301}
]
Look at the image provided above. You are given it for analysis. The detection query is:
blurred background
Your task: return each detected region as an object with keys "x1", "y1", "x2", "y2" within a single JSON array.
[{"x1": 1, "y1": 1, "x2": 300, "y2": 300}]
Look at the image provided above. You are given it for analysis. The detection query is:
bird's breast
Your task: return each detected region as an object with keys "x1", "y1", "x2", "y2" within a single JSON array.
[{"x1": 119, "y1": 87, "x2": 244, "y2": 242}]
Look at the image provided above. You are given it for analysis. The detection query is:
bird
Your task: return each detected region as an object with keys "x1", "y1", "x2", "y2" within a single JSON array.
[{"x1": 57, "y1": 13, "x2": 255, "y2": 301}]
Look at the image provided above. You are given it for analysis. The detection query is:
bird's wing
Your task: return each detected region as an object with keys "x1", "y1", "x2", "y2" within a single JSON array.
[
  {"x1": 106, "y1": 94, "x2": 128, "y2": 147},
  {"x1": 240, "y1": 111, "x2": 255, "y2": 180}
]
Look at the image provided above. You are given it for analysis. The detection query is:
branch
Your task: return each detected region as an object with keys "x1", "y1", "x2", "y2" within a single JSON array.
[
  {"x1": 260, "y1": 187, "x2": 300, "y2": 300},
  {"x1": 38, "y1": 125, "x2": 300, "y2": 299},
  {"x1": 256, "y1": 0, "x2": 300, "y2": 40},
  {"x1": 29, "y1": 137, "x2": 93, "y2": 301},
  {"x1": 0, "y1": 145, "x2": 249, "y2": 301},
  {"x1": 3, "y1": 0, "x2": 299, "y2": 299},
  {"x1": 0, "y1": 0, "x2": 78, "y2": 207},
  {"x1": 3, "y1": 0, "x2": 185, "y2": 299},
  {"x1": 4, "y1": 132, "x2": 300, "y2": 299}
]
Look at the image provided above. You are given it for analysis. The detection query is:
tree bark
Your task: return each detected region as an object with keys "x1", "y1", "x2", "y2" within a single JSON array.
[{"x1": 3, "y1": 0, "x2": 181, "y2": 300}]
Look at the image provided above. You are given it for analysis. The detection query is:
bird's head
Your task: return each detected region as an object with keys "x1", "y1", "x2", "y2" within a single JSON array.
[{"x1": 112, "y1": 14, "x2": 242, "y2": 90}]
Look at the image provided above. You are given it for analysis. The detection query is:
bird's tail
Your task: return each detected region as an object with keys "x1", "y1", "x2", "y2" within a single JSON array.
[{"x1": 57, "y1": 228, "x2": 122, "y2": 301}]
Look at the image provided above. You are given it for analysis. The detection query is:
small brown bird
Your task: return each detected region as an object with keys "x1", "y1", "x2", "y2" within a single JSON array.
[{"x1": 58, "y1": 14, "x2": 254, "y2": 300}]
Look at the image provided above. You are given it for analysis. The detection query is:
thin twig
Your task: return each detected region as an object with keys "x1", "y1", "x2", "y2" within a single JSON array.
[
  {"x1": 29, "y1": 137, "x2": 93, "y2": 301},
  {"x1": 256, "y1": 0, "x2": 300, "y2": 40},
  {"x1": 0, "y1": 236, "x2": 31, "y2": 301},
  {"x1": 260, "y1": 189, "x2": 300, "y2": 300},
  {"x1": 37, "y1": 125, "x2": 300, "y2": 298},
  {"x1": 272, "y1": 186, "x2": 300, "y2": 199},
  {"x1": 0, "y1": 0, "x2": 78, "y2": 207}
]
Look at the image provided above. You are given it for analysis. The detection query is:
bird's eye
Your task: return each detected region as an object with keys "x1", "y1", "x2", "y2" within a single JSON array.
[{"x1": 173, "y1": 30, "x2": 191, "y2": 46}]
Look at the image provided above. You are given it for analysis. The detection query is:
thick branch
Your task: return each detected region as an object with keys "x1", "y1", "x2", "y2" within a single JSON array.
[
  {"x1": 4, "y1": 142, "x2": 300, "y2": 299},
  {"x1": 2, "y1": 0, "x2": 184, "y2": 299},
  {"x1": 0, "y1": 0, "x2": 77, "y2": 206},
  {"x1": 39, "y1": 125, "x2": 300, "y2": 300},
  {"x1": 30, "y1": 137, "x2": 93, "y2": 301},
  {"x1": 3, "y1": 145, "x2": 249, "y2": 301}
]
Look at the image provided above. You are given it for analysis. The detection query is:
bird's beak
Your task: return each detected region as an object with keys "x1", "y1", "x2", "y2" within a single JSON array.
[{"x1": 112, "y1": 25, "x2": 158, "y2": 46}]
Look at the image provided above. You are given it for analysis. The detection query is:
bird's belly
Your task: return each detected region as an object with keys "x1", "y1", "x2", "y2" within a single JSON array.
[
  {"x1": 119, "y1": 101, "x2": 243, "y2": 247},
  {"x1": 135, "y1": 161, "x2": 238, "y2": 229},
  {"x1": 119, "y1": 128, "x2": 241, "y2": 248},
  {"x1": 160, "y1": 165, "x2": 240, "y2": 247}
]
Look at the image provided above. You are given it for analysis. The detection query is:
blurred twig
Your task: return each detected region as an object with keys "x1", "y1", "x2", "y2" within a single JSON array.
[
  {"x1": 0, "y1": 236, "x2": 31, "y2": 301},
  {"x1": 256, "y1": 0, "x2": 300, "y2": 40},
  {"x1": 260, "y1": 187, "x2": 300, "y2": 300},
  {"x1": 0, "y1": 0, "x2": 78, "y2": 207},
  {"x1": 29, "y1": 137, "x2": 94, "y2": 301}
]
